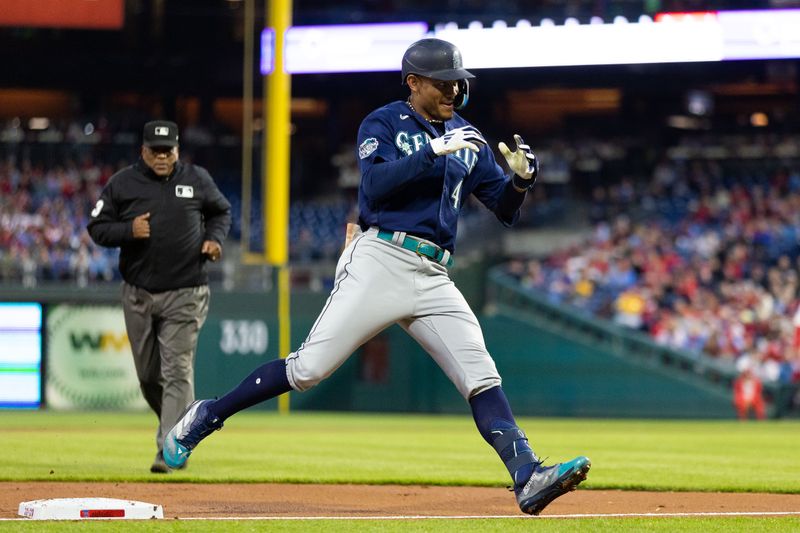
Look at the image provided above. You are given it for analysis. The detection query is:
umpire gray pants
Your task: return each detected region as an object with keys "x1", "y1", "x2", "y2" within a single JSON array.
[{"x1": 122, "y1": 282, "x2": 209, "y2": 453}]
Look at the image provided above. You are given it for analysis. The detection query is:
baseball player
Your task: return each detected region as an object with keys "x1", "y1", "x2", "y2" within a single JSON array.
[{"x1": 163, "y1": 39, "x2": 589, "y2": 515}]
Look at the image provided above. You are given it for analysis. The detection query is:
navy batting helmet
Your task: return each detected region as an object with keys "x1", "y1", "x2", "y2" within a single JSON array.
[
  {"x1": 401, "y1": 38, "x2": 474, "y2": 82},
  {"x1": 401, "y1": 38, "x2": 473, "y2": 109}
]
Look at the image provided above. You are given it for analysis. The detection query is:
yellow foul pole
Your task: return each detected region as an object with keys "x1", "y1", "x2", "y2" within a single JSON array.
[{"x1": 264, "y1": 0, "x2": 292, "y2": 414}]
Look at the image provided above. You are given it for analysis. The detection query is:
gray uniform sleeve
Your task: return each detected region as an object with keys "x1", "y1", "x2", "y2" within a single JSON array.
[{"x1": 87, "y1": 179, "x2": 134, "y2": 247}]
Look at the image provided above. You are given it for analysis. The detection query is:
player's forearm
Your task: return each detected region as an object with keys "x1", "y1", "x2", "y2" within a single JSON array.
[
  {"x1": 361, "y1": 144, "x2": 437, "y2": 201},
  {"x1": 493, "y1": 179, "x2": 527, "y2": 226}
]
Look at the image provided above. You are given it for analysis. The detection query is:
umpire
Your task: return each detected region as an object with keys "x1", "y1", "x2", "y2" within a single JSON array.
[{"x1": 88, "y1": 120, "x2": 231, "y2": 473}]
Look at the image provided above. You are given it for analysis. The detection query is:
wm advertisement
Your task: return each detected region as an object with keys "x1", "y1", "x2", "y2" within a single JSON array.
[{"x1": 46, "y1": 305, "x2": 146, "y2": 410}]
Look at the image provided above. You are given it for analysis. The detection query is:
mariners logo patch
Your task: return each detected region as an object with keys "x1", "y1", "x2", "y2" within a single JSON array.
[
  {"x1": 175, "y1": 185, "x2": 194, "y2": 198},
  {"x1": 359, "y1": 137, "x2": 378, "y2": 159}
]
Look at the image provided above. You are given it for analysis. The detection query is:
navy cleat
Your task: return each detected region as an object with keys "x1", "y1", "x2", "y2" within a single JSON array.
[
  {"x1": 163, "y1": 400, "x2": 223, "y2": 469},
  {"x1": 515, "y1": 456, "x2": 591, "y2": 515}
]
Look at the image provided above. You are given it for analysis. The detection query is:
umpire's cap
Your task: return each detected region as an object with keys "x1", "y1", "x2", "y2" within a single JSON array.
[
  {"x1": 401, "y1": 38, "x2": 474, "y2": 84},
  {"x1": 143, "y1": 120, "x2": 179, "y2": 148}
]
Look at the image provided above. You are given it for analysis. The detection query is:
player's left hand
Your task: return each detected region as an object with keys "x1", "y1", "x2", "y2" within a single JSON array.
[
  {"x1": 498, "y1": 134, "x2": 539, "y2": 184},
  {"x1": 202, "y1": 240, "x2": 222, "y2": 261}
]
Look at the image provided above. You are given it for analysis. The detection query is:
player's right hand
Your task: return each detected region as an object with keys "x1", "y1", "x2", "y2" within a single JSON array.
[
  {"x1": 430, "y1": 125, "x2": 487, "y2": 156},
  {"x1": 132, "y1": 212, "x2": 151, "y2": 239}
]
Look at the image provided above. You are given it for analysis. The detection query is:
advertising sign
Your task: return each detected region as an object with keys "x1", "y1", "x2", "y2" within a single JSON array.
[
  {"x1": 0, "y1": 303, "x2": 42, "y2": 409},
  {"x1": 46, "y1": 305, "x2": 146, "y2": 410},
  {"x1": 0, "y1": 0, "x2": 124, "y2": 30}
]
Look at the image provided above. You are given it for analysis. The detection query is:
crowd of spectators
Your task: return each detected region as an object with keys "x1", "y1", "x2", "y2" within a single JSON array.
[
  {"x1": 0, "y1": 114, "x2": 356, "y2": 285},
  {"x1": 0, "y1": 151, "x2": 353, "y2": 286},
  {"x1": 0, "y1": 114, "x2": 243, "y2": 287},
  {"x1": 506, "y1": 147, "x2": 800, "y2": 399},
  {"x1": 0, "y1": 154, "x2": 121, "y2": 287}
]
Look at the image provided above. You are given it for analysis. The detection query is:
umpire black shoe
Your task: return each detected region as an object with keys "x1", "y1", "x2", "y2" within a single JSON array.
[
  {"x1": 150, "y1": 452, "x2": 171, "y2": 474},
  {"x1": 515, "y1": 456, "x2": 591, "y2": 515}
]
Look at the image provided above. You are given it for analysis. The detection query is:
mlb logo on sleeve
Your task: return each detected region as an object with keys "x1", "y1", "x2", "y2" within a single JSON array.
[{"x1": 175, "y1": 185, "x2": 194, "y2": 198}]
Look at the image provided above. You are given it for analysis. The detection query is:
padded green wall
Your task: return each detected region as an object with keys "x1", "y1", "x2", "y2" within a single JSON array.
[{"x1": 194, "y1": 291, "x2": 737, "y2": 418}]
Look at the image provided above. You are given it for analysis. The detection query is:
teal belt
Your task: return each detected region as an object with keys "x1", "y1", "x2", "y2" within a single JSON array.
[{"x1": 377, "y1": 230, "x2": 454, "y2": 268}]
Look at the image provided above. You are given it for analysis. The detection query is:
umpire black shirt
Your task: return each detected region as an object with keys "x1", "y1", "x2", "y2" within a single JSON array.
[{"x1": 88, "y1": 159, "x2": 232, "y2": 292}]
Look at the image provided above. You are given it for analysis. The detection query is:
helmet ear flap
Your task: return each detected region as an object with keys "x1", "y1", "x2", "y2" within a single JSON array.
[{"x1": 454, "y1": 79, "x2": 469, "y2": 110}]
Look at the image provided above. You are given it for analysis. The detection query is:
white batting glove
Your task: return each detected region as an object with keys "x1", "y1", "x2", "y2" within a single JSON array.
[
  {"x1": 430, "y1": 126, "x2": 487, "y2": 156},
  {"x1": 498, "y1": 134, "x2": 539, "y2": 183}
]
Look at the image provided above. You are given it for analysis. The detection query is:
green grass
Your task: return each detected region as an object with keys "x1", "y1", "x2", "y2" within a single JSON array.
[
  {"x1": 2, "y1": 411, "x2": 799, "y2": 531},
  {"x1": 1, "y1": 411, "x2": 799, "y2": 493}
]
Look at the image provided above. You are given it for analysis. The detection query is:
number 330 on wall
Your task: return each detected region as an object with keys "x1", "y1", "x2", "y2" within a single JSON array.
[{"x1": 219, "y1": 320, "x2": 268, "y2": 355}]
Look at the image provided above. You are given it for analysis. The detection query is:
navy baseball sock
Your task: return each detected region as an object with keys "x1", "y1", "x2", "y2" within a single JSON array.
[
  {"x1": 209, "y1": 358, "x2": 292, "y2": 422},
  {"x1": 469, "y1": 386, "x2": 536, "y2": 487}
]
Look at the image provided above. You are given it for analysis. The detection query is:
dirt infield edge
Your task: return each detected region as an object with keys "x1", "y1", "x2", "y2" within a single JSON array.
[{"x1": 4, "y1": 482, "x2": 800, "y2": 519}]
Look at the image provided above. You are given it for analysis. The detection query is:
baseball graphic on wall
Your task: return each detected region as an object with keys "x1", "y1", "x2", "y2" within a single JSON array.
[{"x1": 46, "y1": 305, "x2": 147, "y2": 410}]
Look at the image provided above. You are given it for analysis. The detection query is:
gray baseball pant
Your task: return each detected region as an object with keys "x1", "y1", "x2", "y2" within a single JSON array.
[
  {"x1": 285, "y1": 227, "x2": 501, "y2": 399},
  {"x1": 122, "y1": 282, "x2": 209, "y2": 453}
]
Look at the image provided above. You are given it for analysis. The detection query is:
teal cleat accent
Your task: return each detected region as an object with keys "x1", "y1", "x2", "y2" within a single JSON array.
[
  {"x1": 162, "y1": 400, "x2": 223, "y2": 469},
  {"x1": 515, "y1": 456, "x2": 591, "y2": 515}
]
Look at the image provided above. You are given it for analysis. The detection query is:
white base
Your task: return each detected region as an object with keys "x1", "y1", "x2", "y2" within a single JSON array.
[{"x1": 18, "y1": 497, "x2": 163, "y2": 520}]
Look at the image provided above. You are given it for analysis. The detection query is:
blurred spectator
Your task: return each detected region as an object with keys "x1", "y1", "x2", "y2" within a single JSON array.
[{"x1": 733, "y1": 359, "x2": 766, "y2": 420}]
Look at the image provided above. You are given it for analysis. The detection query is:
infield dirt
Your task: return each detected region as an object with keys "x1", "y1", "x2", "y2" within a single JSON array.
[{"x1": 3, "y1": 483, "x2": 800, "y2": 518}]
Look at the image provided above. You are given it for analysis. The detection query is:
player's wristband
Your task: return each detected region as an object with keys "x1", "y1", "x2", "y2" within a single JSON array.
[{"x1": 512, "y1": 173, "x2": 535, "y2": 191}]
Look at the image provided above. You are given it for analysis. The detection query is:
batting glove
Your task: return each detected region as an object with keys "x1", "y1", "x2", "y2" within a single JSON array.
[
  {"x1": 430, "y1": 126, "x2": 487, "y2": 156},
  {"x1": 498, "y1": 134, "x2": 539, "y2": 189}
]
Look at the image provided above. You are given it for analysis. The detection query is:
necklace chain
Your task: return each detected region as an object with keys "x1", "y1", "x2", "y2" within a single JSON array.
[{"x1": 406, "y1": 99, "x2": 443, "y2": 124}]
